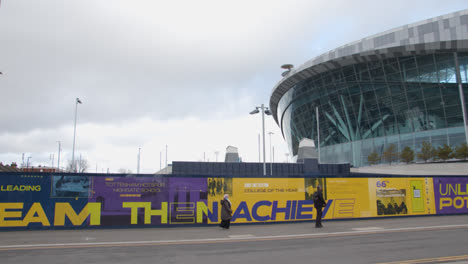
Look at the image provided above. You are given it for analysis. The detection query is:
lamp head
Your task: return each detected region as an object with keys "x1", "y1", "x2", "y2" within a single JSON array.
[{"x1": 249, "y1": 109, "x2": 260, "y2": 115}]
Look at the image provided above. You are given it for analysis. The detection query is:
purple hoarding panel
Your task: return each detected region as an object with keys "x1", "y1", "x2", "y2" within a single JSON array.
[
  {"x1": 433, "y1": 177, "x2": 468, "y2": 215},
  {"x1": 90, "y1": 176, "x2": 207, "y2": 226}
]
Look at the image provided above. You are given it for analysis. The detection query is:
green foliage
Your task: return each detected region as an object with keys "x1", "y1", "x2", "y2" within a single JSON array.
[
  {"x1": 367, "y1": 151, "x2": 380, "y2": 165},
  {"x1": 454, "y1": 143, "x2": 468, "y2": 160},
  {"x1": 400, "y1": 146, "x2": 415, "y2": 164},
  {"x1": 417, "y1": 141, "x2": 436, "y2": 162},
  {"x1": 436, "y1": 144, "x2": 453, "y2": 161},
  {"x1": 382, "y1": 144, "x2": 398, "y2": 165}
]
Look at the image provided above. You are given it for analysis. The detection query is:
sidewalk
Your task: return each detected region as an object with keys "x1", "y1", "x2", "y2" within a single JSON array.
[{"x1": 1, "y1": 215, "x2": 467, "y2": 247}]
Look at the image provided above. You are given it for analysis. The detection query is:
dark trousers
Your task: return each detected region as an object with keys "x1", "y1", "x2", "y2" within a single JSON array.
[
  {"x1": 315, "y1": 207, "x2": 323, "y2": 227},
  {"x1": 220, "y1": 220, "x2": 230, "y2": 229}
]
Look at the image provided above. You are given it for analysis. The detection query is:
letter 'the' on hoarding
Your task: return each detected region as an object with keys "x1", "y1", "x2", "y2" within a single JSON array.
[{"x1": 122, "y1": 202, "x2": 168, "y2": 224}]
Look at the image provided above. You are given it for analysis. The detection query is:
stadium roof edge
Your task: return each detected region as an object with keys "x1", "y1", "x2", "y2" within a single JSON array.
[{"x1": 269, "y1": 9, "x2": 468, "y2": 124}]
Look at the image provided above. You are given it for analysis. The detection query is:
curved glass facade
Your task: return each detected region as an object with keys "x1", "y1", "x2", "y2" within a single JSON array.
[{"x1": 278, "y1": 52, "x2": 468, "y2": 167}]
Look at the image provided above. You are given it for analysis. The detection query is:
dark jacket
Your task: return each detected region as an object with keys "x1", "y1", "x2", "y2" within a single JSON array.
[
  {"x1": 220, "y1": 199, "x2": 232, "y2": 220},
  {"x1": 313, "y1": 190, "x2": 326, "y2": 209}
]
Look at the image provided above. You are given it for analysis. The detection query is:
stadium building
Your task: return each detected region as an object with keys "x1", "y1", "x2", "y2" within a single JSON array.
[{"x1": 270, "y1": 10, "x2": 468, "y2": 167}]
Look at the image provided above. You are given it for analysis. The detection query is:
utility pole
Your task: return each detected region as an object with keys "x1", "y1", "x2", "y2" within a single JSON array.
[
  {"x1": 160, "y1": 152, "x2": 162, "y2": 170},
  {"x1": 215, "y1": 151, "x2": 219, "y2": 162},
  {"x1": 165, "y1": 145, "x2": 168, "y2": 168},
  {"x1": 22, "y1": 153, "x2": 24, "y2": 168}
]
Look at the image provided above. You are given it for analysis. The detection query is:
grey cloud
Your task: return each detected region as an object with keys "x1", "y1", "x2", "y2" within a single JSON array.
[{"x1": 1, "y1": 0, "x2": 467, "y2": 137}]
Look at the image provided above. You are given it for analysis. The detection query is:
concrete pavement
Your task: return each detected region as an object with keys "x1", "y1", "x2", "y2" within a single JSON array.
[{"x1": 1, "y1": 215, "x2": 468, "y2": 264}]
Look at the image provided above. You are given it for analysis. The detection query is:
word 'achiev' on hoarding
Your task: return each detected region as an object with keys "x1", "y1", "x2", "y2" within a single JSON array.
[{"x1": 0, "y1": 200, "x2": 315, "y2": 227}]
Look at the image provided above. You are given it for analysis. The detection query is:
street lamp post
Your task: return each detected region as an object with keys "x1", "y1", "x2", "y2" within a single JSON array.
[
  {"x1": 268, "y1": 132, "x2": 274, "y2": 176},
  {"x1": 71, "y1": 98, "x2": 82, "y2": 172},
  {"x1": 258, "y1": 134, "x2": 261, "y2": 162},
  {"x1": 250, "y1": 104, "x2": 272, "y2": 176},
  {"x1": 27, "y1": 156, "x2": 32, "y2": 169}
]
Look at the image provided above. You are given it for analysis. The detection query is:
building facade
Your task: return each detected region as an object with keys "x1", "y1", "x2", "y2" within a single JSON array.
[{"x1": 270, "y1": 10, "x2": 468, "y2": 167}]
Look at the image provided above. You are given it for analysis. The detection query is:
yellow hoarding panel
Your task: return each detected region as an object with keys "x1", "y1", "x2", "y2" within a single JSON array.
[
  {"x1": 368, "y1": 178, "x2": 435, "y2": 216},
  {"x1": 324, "y1": 178, "x2": 371, "y2": 219},
  {"x1": 206, "y1": 177, "x2": 437, "y2": 225}
]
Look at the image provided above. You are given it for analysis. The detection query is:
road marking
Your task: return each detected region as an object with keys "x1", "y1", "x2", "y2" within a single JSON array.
[
  {"x1": 228, "y1": 234, "x2": 255, "y2": 238},
  {"x1": 377, "y1": 254, "x2": 468, "y2": 264},
  {"x1": 352, "y1": 227, "x2": 383, "y2": 231},
  {"x1": 0, "y1": 224, "x2": 467, "y2": 251}
]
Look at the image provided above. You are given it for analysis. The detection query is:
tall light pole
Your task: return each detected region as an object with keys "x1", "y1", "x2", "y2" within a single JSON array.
[
  {"x1": 71, "y1": 98, "x2": 82, "y2": 172},
  {"x1": 258, "y1": 134, "x2": 261, "y2": 162},
  {"x1": 50, "y1": 153, "x2": 54, "y2": 168},
  {"x1": 214, "y1": 151, "x2": 219, "y2": 162},
  {"x1": 165, "y1": 145, "x2": 168, "y2": 168},
  {"x1": 268, "y1": 132, "x2": 274, "y2": 175},
  {"x1": 137, "y1": 147, "x2": 141, "y2": 174},
  {"x1": 250, "y1": 104, "x2": 272, "y2": 176},
  {"x1": 273, "y1": 146, "x2": 275, "y2": 163},
  {"x1": 57, "y1": 141, "x2": 61, "y2": 171},
  {"x1": 27, "y1": 156, "x2": 32, "y2": 169}
]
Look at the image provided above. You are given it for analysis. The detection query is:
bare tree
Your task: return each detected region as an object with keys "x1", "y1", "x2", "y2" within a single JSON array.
[
  {"x1": 118, "y1": 168, "x2": 132, "y2": 174},
  {"x1": 66, "y1": 159, "x2": 89, "y2": 173}
]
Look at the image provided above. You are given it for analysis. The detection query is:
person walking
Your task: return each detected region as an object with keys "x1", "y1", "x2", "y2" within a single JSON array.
[
  {"x1": 313, "y1": 185, "x2": 327, "y2": 228},
  {"x1": 220, "y1": 194, "x2": 232, "y2": 229}
]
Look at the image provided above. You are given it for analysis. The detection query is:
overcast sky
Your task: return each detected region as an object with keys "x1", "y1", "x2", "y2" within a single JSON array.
[{"x1": 0, "y1": 0, "x2": 467, "y2": 173}]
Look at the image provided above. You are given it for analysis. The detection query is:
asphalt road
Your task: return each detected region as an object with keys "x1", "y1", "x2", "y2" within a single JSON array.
[{"x1": 1, "y1": 215, "x2": 468, "y2": 264}]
